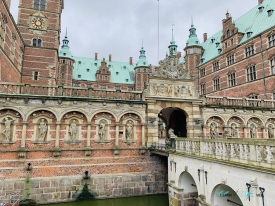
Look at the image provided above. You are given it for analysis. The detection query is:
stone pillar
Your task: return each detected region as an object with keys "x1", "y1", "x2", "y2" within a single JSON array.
[
  {"x1": 146, "y1": 100, "x2": 158, "y2": 146},
  {"x1": 55, "y1": 122, "x2": 61, "y2": 147},
  {"x1": 244, "y1": 127, "x2": 248, "y2": 138},
  {"x1": 142, "y1": 123, "x2": 146, "y2": 146},
  {"x1": 198, "y1": 165, "x2": 206, "y2": 196},
  {"x1": 203, "y1": 126, "x2": 207, "y2": 138},
  {"x1": 262, "y1": 127, "x2": 266, "y2": 139},
  {"x1": 86, "y1": 123, "x2": 91, "y2": 147},
  {"x1": 250, "y1": 177, "x2": 259, "y2": 206},
  {"x1": 21, "y1": 122, "x2": 28, "y2": 148},
  {"x1": 115, "y1": 122, "x2": 119, "y2": 146}
]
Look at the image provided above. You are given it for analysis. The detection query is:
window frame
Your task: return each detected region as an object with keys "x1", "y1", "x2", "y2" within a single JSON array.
[
  {"x1": 268, "y1": 34, "x2": 275, "y2": 47},
  {"x1": 270, "y1": 58, "x2": 275, "y2": 74},
  {"x1": 33, "y1": 71, "x2": 39, "y2": 81},
  {"x1": 228, "y1": 72, "x2": 236, "y2": 87},
  {"x1": 213, "y1": 61, "x2": 220, "y2": 72},
  {"x1": 246, "y1": 65, "x2": 257, "y2": 82},
  {"x1": 200, "y1": 83, "x2": 206, "y2": 95},
  {"x1": 245, "y1": 44, "x2": 254, "y2": 57},
  {"x1": 227, "y1": 54, "x2": 235, "y2": 66},
  {"x1": 199, "y1": 67, "x2": 206, "y2": 77},
  {"x1": 213, "y1": 78, "x2": 220, "y2": 91}
]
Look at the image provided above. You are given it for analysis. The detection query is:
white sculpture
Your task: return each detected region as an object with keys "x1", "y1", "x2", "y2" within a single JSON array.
[
  {"x1": 69, "y1": 120, "x2": 77, "y2": 141},
  {"x1": 38, "y1": 118, "x2": 47, "y2": 141},
  {"x1": 2, "y1": 117, "x2": 13, "y2": 141},
  {"x1": 125, "y1": 120, "x2": 133, "y2": 140},
  {"x1": 98, "y1": 120, "x2": 106, "y2": 140}
]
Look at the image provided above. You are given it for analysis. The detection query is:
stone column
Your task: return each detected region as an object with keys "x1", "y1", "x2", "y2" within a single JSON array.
[
  {"x1": 115, "y1": 122, "x2": 119, "y2": 146},
  {"x1": 146, "y1": 100, "x2": 158, "y2": 146},
  {"x1": 142, "y1": 123, "x2": 146, "y2": 146},
  {"x1": 244, "y1": 127, "x2": 248, "y2": 138},
  {"x1": 198, "y1": 165, "x2": 206, "y2": 196},
  {"x1": 203, "y1": 126, "x2": 207, "y2": 138},
  {"x1": 86, "y1": 123, "x2": 91, "y2": 147},
  {"x1": 55, "y1": 122, "x2": 61, "y2": 147},
  {"x1": 262, "y1": 127, "x2": 266, "y2": 139},
  {"x1": 21, "y1": 121, "x2": 28, "y2": 148}
]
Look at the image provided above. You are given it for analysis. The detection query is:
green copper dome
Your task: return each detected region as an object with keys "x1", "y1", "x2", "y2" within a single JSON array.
[
  {"x1": 59, "y1": 30, "x2": 73, "y2": 58},
  {"x1": 186, "y1": 21, "x2": 201, "y2": 47},
  {"x1": 136, "y1": 42, "x2": 149, "y2": 67}
]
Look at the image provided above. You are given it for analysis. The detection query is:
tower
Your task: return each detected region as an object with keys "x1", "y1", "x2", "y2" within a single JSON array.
[
  {"x1": 168, "y1": 27, "x2": 178, "y2": 57},
  {"x1": 134, "y1": 41, "x2": 149, "y2": 91},
  {"x1": 184, "y1": 18, "x2": 203, "y2": 88},
  {"x1": 58, "y1": 31, "x2": 74, "y2": 86},
  {"x1": 17, "y1": 0, "x2": 64, "y2": 85}
]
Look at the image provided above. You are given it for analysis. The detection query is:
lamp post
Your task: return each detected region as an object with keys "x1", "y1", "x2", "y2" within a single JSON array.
[{"x1": 259, "y1": 187, "x2": 265, "y2": 206}]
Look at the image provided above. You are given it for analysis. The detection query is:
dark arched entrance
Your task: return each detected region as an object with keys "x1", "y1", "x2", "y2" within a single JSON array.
[{"x1": 159, "y1": 107, "x2": 187, "y2": 138}]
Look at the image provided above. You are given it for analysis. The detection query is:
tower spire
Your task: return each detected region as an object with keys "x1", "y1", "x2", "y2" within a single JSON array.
[
  {"x1": 168, "y1": 23, "x2": 177, "y2": 57},
  {"x1": 191, "y1": 16, "x2": 194, "y2": 26},
  {"x1": 65, "y1": 27, "x2": 68, "y2": 38}
]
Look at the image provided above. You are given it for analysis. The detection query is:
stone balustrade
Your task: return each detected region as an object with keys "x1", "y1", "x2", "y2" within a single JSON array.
[
  {"x1": 0, "y1": 82, "x2": 143, "y2": 101},
  {"x1": 176, "y1": 138, "x2": 275, "y2": 170},
  {"x1": 204, "y1": 95, "x2": 275, "y2": 108}
]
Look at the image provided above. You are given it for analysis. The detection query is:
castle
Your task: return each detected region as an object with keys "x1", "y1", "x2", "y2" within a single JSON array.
[{"x1": 0, "y1": 0, "x2": 275, "y2": 205}]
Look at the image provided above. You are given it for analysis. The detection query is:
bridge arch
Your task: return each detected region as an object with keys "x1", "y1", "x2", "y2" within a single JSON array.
[
  {"x1": 211, "y1": 184, "x2": 244, "y2": 206},
  {"x1": 178, "y1": 171, "x2": 198, "y2": 205}
]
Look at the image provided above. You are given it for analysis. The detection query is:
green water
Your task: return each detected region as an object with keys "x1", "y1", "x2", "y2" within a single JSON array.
[{"x1": 42, "y1": 194, "x2": 169, "y2": 206}]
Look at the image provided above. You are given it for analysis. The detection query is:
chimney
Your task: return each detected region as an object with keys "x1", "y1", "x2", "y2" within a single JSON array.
[
  {"x1": 176, "y1": 52, "x2": 181, "y2": 58},
  {"x1": 109, "y1": 54, "x2": 112, "y2": 62},
  {"x1": 203, "y1": 33, "x2": 208, "y2": 42},
  {"x1": 258, "y1": 0, "x2": 263, "y2": 4},
  {"x1": 95, "y1": 53, "x2": 98, "y2": 60},
  {"x1": 129, "y1": 57, "x2": 133, "y2": 65}
]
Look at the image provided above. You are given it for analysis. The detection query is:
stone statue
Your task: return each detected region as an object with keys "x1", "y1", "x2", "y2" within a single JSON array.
[
  {"x1": 268, "y1": 124, "x2": 274, "y2": 139},
  {"x1": 174, "y1": 85, "x2": 181, "y2": 97},
  {"x1": 168, "y1": 128, "x2": 177, "y2": 138},
  {"x1": 125, "y1": 120, "x2": 133, "y2": 140},
  {"x1": 250, "y1": 124, "x2": 257, "y2": 138},
  {"x1": 69, "y1": 120, "x2": 77, "y2": 141},
  {"x1": 231, "y1": 123, "x2": 238, "y2": 138},
  {"x1": 98, "y1": 121, "x2": 106, "y2": 140},
  {"x1": 2, "y1": 117, "x2": 13, "y2": 141},
  {"x1": 210, "y1": 123, "x2": 217, "y2": 139},
  {"x1": 38, "y1": 118, "x2": 47, "y2": 141}
]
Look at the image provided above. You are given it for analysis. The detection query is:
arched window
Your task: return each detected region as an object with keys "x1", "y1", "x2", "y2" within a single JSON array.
[
  {"x1": 37, "y1": 39, "x2": 42, "y2": 47},
  {"x1": 227, "y1": 29, "x2": 230, "y2": 38},
  {"x1": 33, "y1": 39, "x2": 37, "y2": 46},
  {"x1": 102, "y1": 69, "x2": 106, "y2": 74}
]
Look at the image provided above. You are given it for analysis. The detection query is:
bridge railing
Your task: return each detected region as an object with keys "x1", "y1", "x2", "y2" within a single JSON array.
[
  {"x1": 176, "y1": 138, "x2": 275, "y2": 169},
  {"x1": 204, "y1": 96, "x2": 275, "y2": 108},
  {"x1": 0, "y1": 82, "x2": 143, "y2": 101},
  {"x1": 150, "y1": 143, "x2": 175, "y2": 151}
]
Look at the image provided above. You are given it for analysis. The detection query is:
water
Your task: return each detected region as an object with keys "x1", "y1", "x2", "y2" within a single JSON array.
[{"x1": 42, "y1": 194, "x2": 169, "y2": 206}]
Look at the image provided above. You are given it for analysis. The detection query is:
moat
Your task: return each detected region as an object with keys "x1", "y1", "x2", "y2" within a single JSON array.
[{"x1": 41, "y1": 194, "x2": 169, "y2": 206}]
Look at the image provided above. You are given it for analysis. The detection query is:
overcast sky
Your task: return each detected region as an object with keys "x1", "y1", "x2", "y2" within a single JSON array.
[{"x1": 11, "y1": 0, "x2": 258, "y2": 65}]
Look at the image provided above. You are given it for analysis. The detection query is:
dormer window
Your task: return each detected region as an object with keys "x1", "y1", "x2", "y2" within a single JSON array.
[
  {"x1": 94, "y1": 63, "x2": 97, "y2": 66},
  {"x1": 123, "y1": 66, "x2": 126, "y2": 69},
  {"x1": 218, "y1": 48, "x2": 222, "y2": 54},
  {"x1": 201, "y1": 58, "x2": 205, "y2": 63},
  {"x1": 126, "y1": 79, "x2": 129, "y2": 82},
  {"x1": 78, "y1": 74, "x2": 81, "y2": 78},
  {"x1": 78, "y1": 61, "x2": 81, "y2": 64},
  {"x1": 267, "y1": 9, "x2": 274, "y2": 17},
  {"x1": 258, "y1": 6, "x2": 264, "y2": 13},
  {"x1": 211, "y1": 39, "x2": 215, "y2": 43},
  {"x1": 116, "y1": 72, "x2": 119, "y2": 75},
  {"x1": 143, "y1": 62, "x2": 146, "y2": 65},
  {"x1": 102, "y1": 69, "x2": 106, "y2": 74},
  {"x1": 63, "y1": 53, "x2": 66, "y2": 56},
  {"x1": 247, "y1": 32, "x2": 253, "y2": 38},
  {"x1": 108, "y1": 64, "x2": 111, "y2": 68},
  {"x1": 216, "y1": 43, "x2": 220, "y2": 48},
  {"x1": 195, "y1": 41, "x2": 198, "y2": 44},
  {"x1": 86, "y1": 68, "x2": 90, "y2": 72}
]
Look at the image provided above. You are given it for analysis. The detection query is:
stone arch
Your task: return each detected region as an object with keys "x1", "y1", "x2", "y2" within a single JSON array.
[
  {"x1": 90, "y1": 109, "x2": 118, "y2": 122},
  {"x1": 247, "y1": 117, "x2": 264, "y2": 138},
  {"x1": 0, "y1": 109, "x2": 23, "y2": 142},
  {"x1": 117, "y1": 110, "x2": 145, "y2": 123},
  {"x1": 226, "y1": 116, "x2": 245, "y2": 138},
  {"x1": 59, "y1": 109, "x2": 89, "y2": 122},
  {"x1": 25, "y1": 108, "x2": 58, "y2": 122},
  {"x1": 206, "y1": 116, "x2": 225, "y2": 138},
  {"x1": 211, "y1": 184, "x2": 244, "y2": 206},
  {"x1": 178, "y1": 171, "x2": 198, "y2": 205}
]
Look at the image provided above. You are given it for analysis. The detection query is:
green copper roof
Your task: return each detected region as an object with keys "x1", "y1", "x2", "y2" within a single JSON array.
[
  {"x1": 198, "y1": 0, "x2": 275, "y2": 66},
  {"x1": 136, "y1": 41, "x2": 149, "y2": 67},
  {"x1": 168, "y1": 29, "x2": 178, "y2": 56},
  {"x1": 72, "y1": 56, "x2": 135, "y2": 84},
  {"x1": 59, "y1": 30, "x2": 73, "y2": 58}
]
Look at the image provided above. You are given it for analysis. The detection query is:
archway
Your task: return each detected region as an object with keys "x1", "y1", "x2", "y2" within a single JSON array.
[
  {"x1": 178, "y1": 171, "x2": 198, "y2": 205},
  {"x1": 159, "y1": 107, "x2": 187, "y2": 138},
  {"x1": 211, "y1": 184, "x2": 244, "y2": 206}
]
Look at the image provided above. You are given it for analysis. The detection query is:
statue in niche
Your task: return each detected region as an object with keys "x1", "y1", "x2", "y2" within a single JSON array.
[
  {"x1": 166, "y1": 84, "x2": 172, "y2": 95},
  {"x1": 231, "y1": 123, "x2": 238, "y2": 138},
  {"x1": 69, "y1": 120, "x2": 77, "y2": 141},
  {"x1": 125, "y1": 120, "x2": 134, "y2": 140},
  {"x1": 98, "y1": 120, "x2": 106, "y2": 140},
  {"x1": 38, "y1": 118, "x2": 47, "y2": 141},
  {"x1": 250, "y1": 124, "x2": 257, "y2": 139},
  {"x1": 268, "y1": 124, "x2": 274, "y2": 139},
  {"x1": 174, "y1": 85, "x2": 181, "y2": 97},
  {"x1": 210, "y1": 123, "x2": 217, "y2": 139},
  {"x1": 2, "y1": 117, "x2": 13, "y2": 141}
]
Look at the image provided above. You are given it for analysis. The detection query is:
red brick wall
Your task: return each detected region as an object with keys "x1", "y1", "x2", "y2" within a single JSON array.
[{"x1": 135, "y1": 67, "x2": 149, "y2": 91}]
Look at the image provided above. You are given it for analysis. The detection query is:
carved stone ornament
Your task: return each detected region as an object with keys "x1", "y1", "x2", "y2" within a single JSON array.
[
  {"x1": 1, "y1": 13, "x2": 8, "y2": 24},
  {"x1": 153, "y1": 56, "x2": 191, "y2": 79},
  {"x1": 28, "y1": 12, "x2": 48, "y2": 31}
]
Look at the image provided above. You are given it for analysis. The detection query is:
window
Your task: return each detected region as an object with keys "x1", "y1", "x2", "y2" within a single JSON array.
[
  {"x1": 78, "y1": 74, "x2": 81, "y2": 78},
  {"x1": 100, "y1": 76, "x2": 102, "y2": 80},
  {"x1": 128, "y1": 87, "x2": 133, "y2": 91},
  {"x1": 34, "y1": 71, "x2": 39, "y2": 80},
  {"x1": 273, "y1": 93, "x2": 275, "y2": 100},
  {"x1": 247, "y1": 32, "x2": 253, "y2": 38},
  {"x1": 189, "y1": 49, "x2": 193, "y2": 54},
  {"x1": 94, "y1": 63, "x2": 97, "y2": 66},
  {"x1": 105, "y1": 76, "x2": 107, "y2": 80},
  {"x1": 247, "y1": 65, "x2": 257, "y2": 81},
  {"x1": 34, "y1": 0, "x2": 46, "y2": 10},
  {"x1": 225, "y1": 42, "x2": 228, "y2": 48},
  {"x1": 61, "y1": 73, "x2": 65, "y2": 78},
  {"x1": 269, "y1": 34, "x2": 275, "y2": 47},
  {"x1": 102, "y1": 69, "x2": 106, "y2": 74},
  {"x1": 267, "y1": 9, "x2": 274, "y2": 17},
  {"x1": 248, "y1": 94, "x2": 258, "y2": 99},
  {"x1": 227, "y1": 54, "x2": 234, "y2": 65},
  {"x1": 199, "y1": 68, "x2": 206, "y2": 77},
  {"x1": 37, "y1": 39, "x2": 42, "y2": 47},
  {"x1": 227, "y1": 30, "x2": 230, "y2": 38},
  {"x1": 259, "y1": 6, "x2": 264, "y2": 12},
  {"x1": 218, "y1": 49, "x2": 222, "y2": 54},
  {"x1": 201, "y1": 58, "x2": 205, "y2": 63},
  {"x1": 228, "y1": 72, "x2": 236, "y2": 87},
  {"x1": 100, "y1": 85, "x2": 106, "y2": 89},
  {"x1": 126, "y1": 79, "x2": 129, "y2": 82},
  {"x1": 62, "y1": 59, "x2": 65, "y2": 64},
  {"x1": 116, "y1": 72, "x2": 119, "y2": 75},
  {"x1": 123, "y1": 66, "x2": 126, "y2": 69},
  {"x1": 78, "y1": 61, "x2": 81, "y2": 64},
  {"x1": 231, "y1": 38, "x2": 234, "y2": 45},
  {"x1": 213, "y1": 61, "x2": 219, "y2": 72},
  {"x1": 73, "y1": 83, "x2": 80, "y2": 87},
  {"x1": 86, "y1": 84, "x2": 92, "y2": 88},
  {"x1": 216, "y1": 43, "x2": 220, "y2": 48},
  {"x1": 115, "y1": 86, "x2": 121, "y2": 90},
  {"x1": 200, "y1": 83, "x2": 206, "y2": 95},
  {"x1": 86, "y1": 68, "x2": 90, "y2": 72},
  {"x1": 211, "y1": 39, "x2": 215, "y2": 43},
  {"x1": 271, "y1": 59, "x2": 275, "y2": 74},
  {"x1": 213, "y1": 78, "x2": 220, "y2": 91},
  {"x1": 33, "y1": 39, "x2": 37, "y2": 46},
  {"x1": 246, "y1": 45, "x2": 254, "y2": 57}
]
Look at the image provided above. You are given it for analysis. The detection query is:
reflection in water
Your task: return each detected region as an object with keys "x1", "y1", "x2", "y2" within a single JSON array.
[{"x1": 42, "y1": 194, "x2": 168, "y2": 206}]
